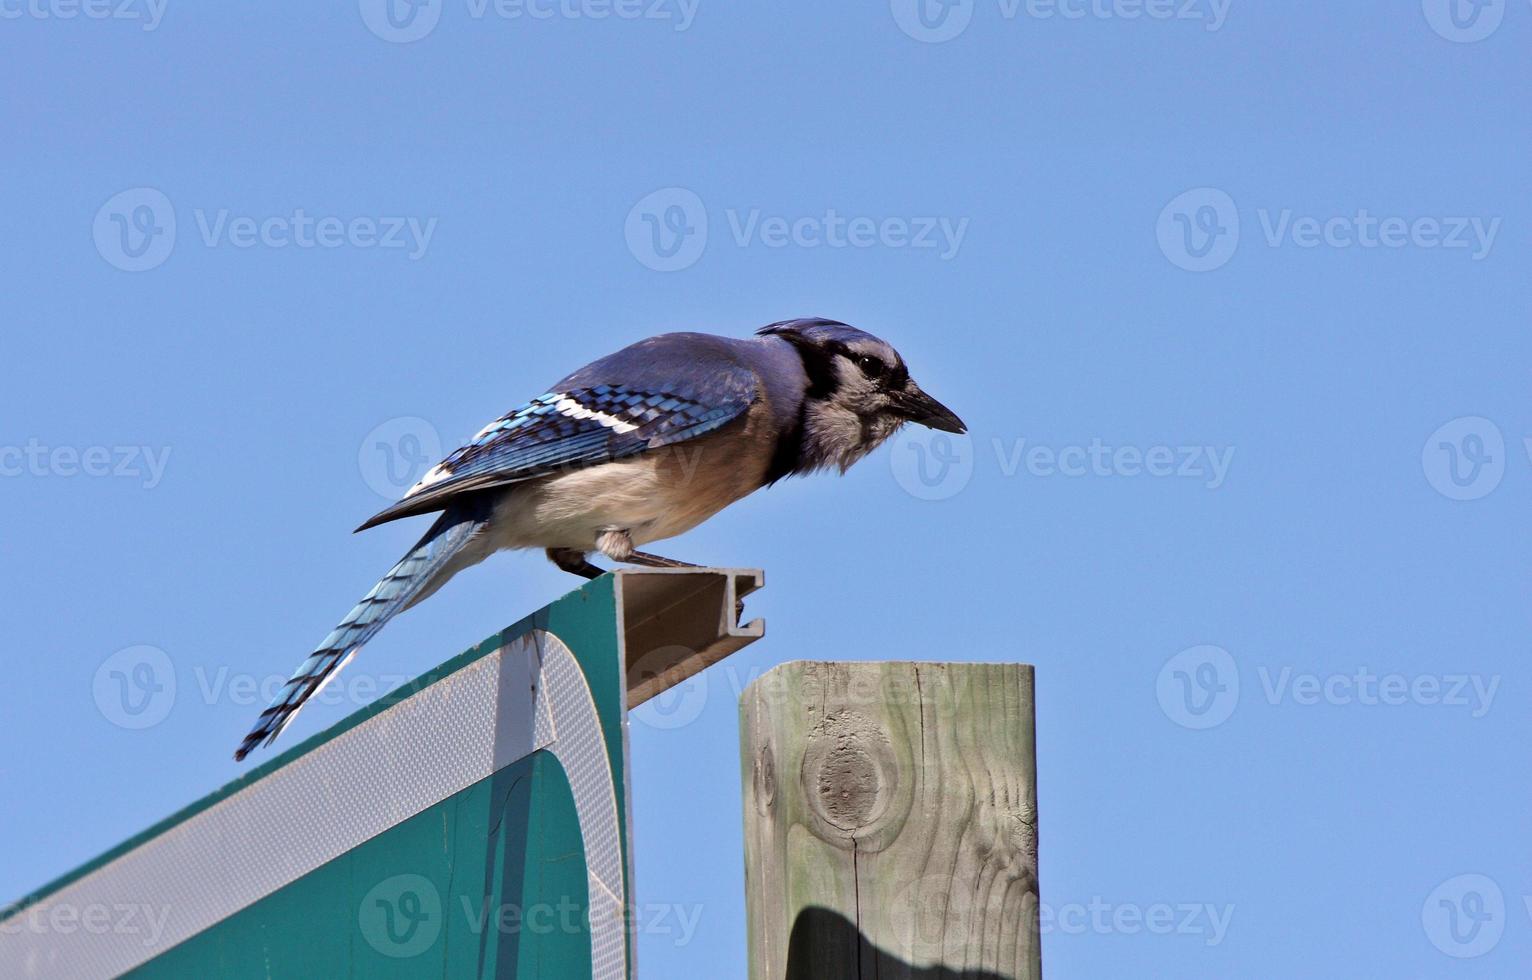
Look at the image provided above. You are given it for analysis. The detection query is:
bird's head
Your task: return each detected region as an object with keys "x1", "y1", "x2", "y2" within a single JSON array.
[{"x1": 759, "y1": 317, "x2": 966, "y2": 473}]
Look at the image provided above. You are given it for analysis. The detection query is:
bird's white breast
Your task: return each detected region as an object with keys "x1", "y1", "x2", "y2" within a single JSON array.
[{"x1": 487, "y1": 422, "x2": 773, "y2": 552}]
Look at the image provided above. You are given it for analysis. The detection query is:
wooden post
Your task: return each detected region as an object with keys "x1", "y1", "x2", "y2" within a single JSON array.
[{"x1": 740, "y1": 661, "x2": 1041, "y2": 979}]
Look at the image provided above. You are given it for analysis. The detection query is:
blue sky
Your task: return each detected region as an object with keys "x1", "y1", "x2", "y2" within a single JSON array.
[{"x1": 2, "y1": 2, "x2": 1528, "y2": 976}]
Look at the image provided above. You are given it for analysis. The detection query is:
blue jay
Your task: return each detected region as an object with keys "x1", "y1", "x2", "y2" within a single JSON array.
[{"x1": 234, "y1": 318, "x2": 964, "y2": 761}]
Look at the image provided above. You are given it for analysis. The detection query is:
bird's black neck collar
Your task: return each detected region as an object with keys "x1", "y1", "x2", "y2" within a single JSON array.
[{"x1": 763, "y1": 331, "x2": 849, "y2": 484}]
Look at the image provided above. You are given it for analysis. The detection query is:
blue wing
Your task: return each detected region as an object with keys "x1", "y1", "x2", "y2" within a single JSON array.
[{"x1": 358, "y1": 362, "x2": 757, "y2": 531}]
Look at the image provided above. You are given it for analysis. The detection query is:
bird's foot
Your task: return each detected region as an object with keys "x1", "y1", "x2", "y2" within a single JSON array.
[
  {"x1": 581, "y1": 536, "x2": 744, "y2": 623},
  {"x1": 616, "y1": 546, "x2": 744, "y2": 623},
  {"x1": 546, "y1": 547, "x2": 606, "y2": 579},
  {"x1": 625, "y1": 550, "x2": 701, "y2": 570}
]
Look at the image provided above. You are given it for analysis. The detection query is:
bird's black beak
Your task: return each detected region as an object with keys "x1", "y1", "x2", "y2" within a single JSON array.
[{"x1": 895, "y1": 384, "x2": 967, "y2": 434}]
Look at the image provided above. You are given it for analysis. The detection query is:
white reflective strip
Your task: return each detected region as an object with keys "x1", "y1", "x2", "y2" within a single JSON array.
[
  {"x1": 0, "y1": 629, "x2": 625, "y2": 980},
  {"x1": 536, "y1": 633, "x2": 628, "y2": 979}
]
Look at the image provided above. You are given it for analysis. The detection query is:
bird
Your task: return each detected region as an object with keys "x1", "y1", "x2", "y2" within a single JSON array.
[{"x1": 234, "y1": 317, "x2": 965, "y2": 761}]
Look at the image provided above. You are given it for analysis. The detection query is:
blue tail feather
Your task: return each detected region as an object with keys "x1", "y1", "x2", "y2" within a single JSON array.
[{"x1": 233, "y1": 503, "x2": 488, "y2": 761}]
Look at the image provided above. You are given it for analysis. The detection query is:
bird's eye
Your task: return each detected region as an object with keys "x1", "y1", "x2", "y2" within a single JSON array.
[{"x1": 856, "y1": 355, "x2": 887, "y2": 379}]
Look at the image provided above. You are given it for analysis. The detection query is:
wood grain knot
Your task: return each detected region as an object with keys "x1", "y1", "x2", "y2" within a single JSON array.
[
  {"x1": 814, "y1": 743, "x2": 880, "y2": 828},
  {"x1": 799, "y1": 713, "x2": 897, "y2": 836},
  {"x1": 752, "y1": 745, "x2": 777, "y2": 816}
]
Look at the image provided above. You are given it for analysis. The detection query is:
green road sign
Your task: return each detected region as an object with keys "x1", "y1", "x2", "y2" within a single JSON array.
[{"x1": 1, "y1": 569, "x2": 763, "y2": 979}]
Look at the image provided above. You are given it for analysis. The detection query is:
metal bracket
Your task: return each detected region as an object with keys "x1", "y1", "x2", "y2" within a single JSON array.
[{"x1": 615, "y1": 567, "x2": 765, "y2": 708}]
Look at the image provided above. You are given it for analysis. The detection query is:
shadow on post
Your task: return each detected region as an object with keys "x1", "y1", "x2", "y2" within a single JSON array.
[{"x1": 785, "y1": 906, "x2": 1013, "y2": 980}]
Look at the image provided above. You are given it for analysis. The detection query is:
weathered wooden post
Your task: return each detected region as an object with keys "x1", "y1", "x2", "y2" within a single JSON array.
[{"x1": 741, "y1": 661, "x2": 1040, "y2": 979}]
